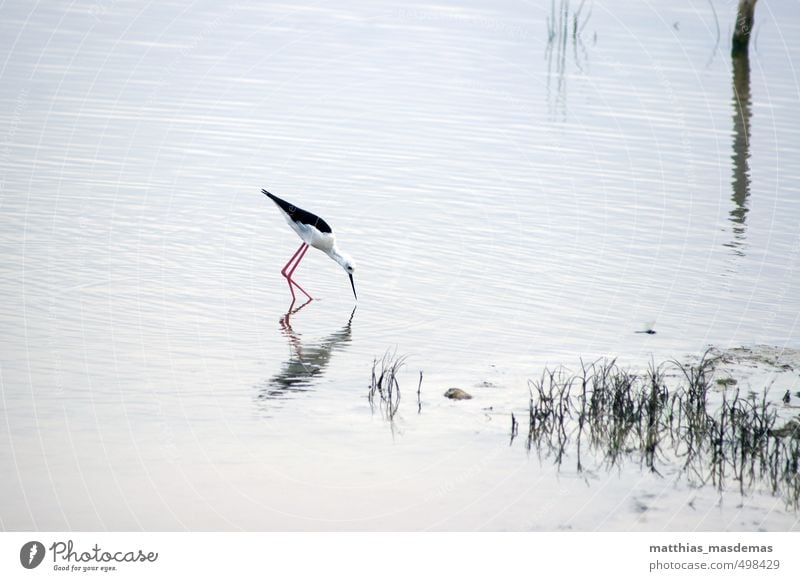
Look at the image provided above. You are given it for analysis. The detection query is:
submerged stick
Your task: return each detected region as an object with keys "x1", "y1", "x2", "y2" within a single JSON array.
[
  {"x1": 417, "y1": 371, "x2": 423, "y2": 414},
  {"x1": 510, "y1": 412, "x2": 519, "y2": 445}
]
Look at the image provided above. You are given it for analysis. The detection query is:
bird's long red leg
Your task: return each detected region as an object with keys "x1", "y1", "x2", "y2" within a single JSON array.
[
  {"x1": 280, "y1": 243, "x2": 306, "y2": 303},
  {"x1": 280, "y1": 243, "x2": 313, "y2": 301},
  {"x1": 281, "y1": 243, "x2": 307, "y2": 277},
  {"x1": 287, "y1": 245, "x2": 313, "y2": 300}
]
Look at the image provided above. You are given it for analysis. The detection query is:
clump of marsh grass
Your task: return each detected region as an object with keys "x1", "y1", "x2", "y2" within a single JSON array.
[
  {"x1": 368, "y1": 351, "x2": 406, "y2": 421},
  {"x1": 524, "y1": 350, "x2": 800, "y2": 509}
]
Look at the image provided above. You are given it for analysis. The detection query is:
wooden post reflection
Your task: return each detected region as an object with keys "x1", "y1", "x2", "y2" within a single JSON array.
[{"x1": 729, "y1": 51, "x2": 752, "y2": 251}]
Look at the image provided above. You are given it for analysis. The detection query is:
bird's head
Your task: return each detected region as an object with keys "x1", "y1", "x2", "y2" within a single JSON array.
[{"x1": 335, "y1": 253, "x2": 357, "y2": 301}]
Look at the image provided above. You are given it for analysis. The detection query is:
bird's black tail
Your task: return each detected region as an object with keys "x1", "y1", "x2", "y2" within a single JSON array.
[
  {"x1": 262, "y1": 189, "x2": 294, "y2": 214},
  {"x1": 262, "y1": 189, "x2": 280, "y2": 204}
]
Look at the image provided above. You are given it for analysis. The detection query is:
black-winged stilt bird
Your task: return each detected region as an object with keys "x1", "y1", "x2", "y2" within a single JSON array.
[{"x1": 262, "y1": 189, "x2": 357, "y2": 302}]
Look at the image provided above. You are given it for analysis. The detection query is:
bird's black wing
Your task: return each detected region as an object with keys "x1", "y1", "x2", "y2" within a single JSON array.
[{"x1": 262, "y1": 189, "x2": 332, "y2": 234}]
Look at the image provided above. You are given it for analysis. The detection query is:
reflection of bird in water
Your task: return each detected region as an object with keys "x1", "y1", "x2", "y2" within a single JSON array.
[{"x1": 257, "y1": 301, "x2": 356, "y2": 402}]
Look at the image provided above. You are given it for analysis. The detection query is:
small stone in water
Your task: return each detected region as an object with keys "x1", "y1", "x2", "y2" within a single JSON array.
[{"x1": 444, "y1": 388, "x2": 472, "y2": 400}]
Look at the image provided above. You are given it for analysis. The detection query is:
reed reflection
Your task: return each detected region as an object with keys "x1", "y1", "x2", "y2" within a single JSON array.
[
  {"x1": 545, "y1": 0, "x2": 592, "y2": 121},
  {"x1": 257, "y1": 302, "x2": 356, "y2": 402}
]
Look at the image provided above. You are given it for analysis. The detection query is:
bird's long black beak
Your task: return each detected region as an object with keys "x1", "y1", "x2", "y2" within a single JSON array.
[{"x1": 349, "y1": 273, "x2": 357, "y2": 301}]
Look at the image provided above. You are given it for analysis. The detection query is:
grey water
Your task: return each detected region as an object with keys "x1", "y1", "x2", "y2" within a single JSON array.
[{"x1": 1, "y1": 0, "x2": 799, "y2": 530}]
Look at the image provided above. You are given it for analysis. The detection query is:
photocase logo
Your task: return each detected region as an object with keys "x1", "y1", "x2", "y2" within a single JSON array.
[{"x1": 20, "y1": 541, "x2": 46, "y2": 569}]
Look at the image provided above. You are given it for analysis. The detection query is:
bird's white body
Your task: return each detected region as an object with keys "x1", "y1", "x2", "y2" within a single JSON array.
[
  {"x1": 283, "y1": 213, "x2": 334, "y2": 251},
  {"x1": 280, "y1": 212, "x2": 352, "y2": 270}
]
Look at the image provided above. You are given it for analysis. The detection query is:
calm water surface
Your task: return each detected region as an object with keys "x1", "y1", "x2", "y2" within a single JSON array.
[{"x1": 1, "y1": 0, "x2": 799, "y2": 530}]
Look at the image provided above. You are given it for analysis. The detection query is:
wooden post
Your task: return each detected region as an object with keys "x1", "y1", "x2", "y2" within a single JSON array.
[{"x1": 731, "y1": 0, "x2": 757, "y2": 57}]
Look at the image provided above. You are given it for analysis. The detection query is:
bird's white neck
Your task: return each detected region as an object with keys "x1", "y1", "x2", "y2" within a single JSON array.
[
  {"x1": 327, "y1": 246, "x2": 347, "y2": 267},
  {"x1": 325, "y1": 245, "x2": 355, "y2": 272}
]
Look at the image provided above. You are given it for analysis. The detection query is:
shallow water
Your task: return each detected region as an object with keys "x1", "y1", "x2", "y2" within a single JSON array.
[{"x1": 1, "y1": 0, "x2": 799, "y2": 530}]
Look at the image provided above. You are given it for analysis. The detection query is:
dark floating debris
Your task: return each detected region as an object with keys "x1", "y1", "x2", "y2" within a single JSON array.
[
  {"x1": 444, "y1": 388, "x2": 472, "y2": 400},
  {"x1": 476, "y1": 380, "x2": 498, "y2": 389}
]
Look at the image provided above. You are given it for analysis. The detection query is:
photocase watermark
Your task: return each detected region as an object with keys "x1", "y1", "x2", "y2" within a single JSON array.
[
  {"x1": 87, "y1": 0, "x2": 120, "y2": 22},
  {"x1": 0, "y1": 87, "x2": 29, "y2": 196},
  {"x1": 19, "y1": 541, "x2": 46, "y2": 569},
  {"x1": 394, "y1": 6, "x2": 535, "y2": 42},
  {"x1": 19, "y1": 539, "x2": 158, "y2": 573}
]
